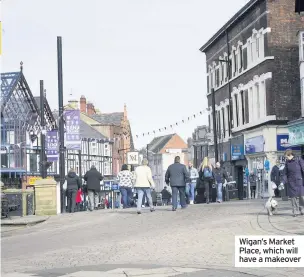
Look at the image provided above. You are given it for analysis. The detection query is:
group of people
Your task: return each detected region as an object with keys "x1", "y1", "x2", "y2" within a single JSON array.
[{"x1": 65, "y1": 148, "x2": 304, "y2": 216}]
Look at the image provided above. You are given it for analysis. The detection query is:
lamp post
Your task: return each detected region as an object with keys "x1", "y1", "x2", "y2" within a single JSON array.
[
  {"x1": 57, "y1": 36, "x2": 65, "y2": 213},
  {"x1": 40, "y1": 80, "x2": 47, "y2": 179}
]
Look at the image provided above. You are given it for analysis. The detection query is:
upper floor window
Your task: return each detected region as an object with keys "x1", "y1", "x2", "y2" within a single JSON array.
[
  {"x1": 235, "y1": 94, "x2": 239, "y2": 127},
  {"x1": 256, "y1": 35, "x2": 260, "y2": 59},
  {"x1": 238, "y1": 46, "x2": 243, "y2": 72},
  {"x1": 222, "y1": 108, "x2": 226, "y2": 138},
  {"x1": 256, "y1": 84, "x2": 260, "y2": 119},
  {"x1": 104, "y1": 143, "x2": 109, "y2": 156},
  {"x1": 240, "y1": 90, "x2": 245, "y2": 125},
  {"x1": 233, "y1": 50, "x2": 237, "y2": 75},
  {"x1": 91, "y1": 141, "x2": 97, "y2": 155}
]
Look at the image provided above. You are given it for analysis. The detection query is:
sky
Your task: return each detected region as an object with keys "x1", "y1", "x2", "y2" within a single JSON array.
[{"x1": 1, "y1": 0, "x2": 250, "y2": 149}]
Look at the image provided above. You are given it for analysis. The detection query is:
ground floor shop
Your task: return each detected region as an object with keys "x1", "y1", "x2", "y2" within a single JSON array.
[{"x1": 244, "y1": 125, "x2": 300, "y2": 198}]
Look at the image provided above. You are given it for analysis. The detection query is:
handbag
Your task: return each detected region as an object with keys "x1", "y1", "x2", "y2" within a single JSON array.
[
  {"x1": 270, "y1": 181, "x2": 277, "y2": 190},
  {"x1": 63, "y1": 180, "x2": 67, "y2": 190}
]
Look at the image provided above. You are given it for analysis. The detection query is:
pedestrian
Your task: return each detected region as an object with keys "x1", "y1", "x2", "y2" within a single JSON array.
[
  {"x1": 65, "y1": 168, "x2": 82, "y2": 213},
  {"x1": 133, "y1": 158, "x2": 155, "y2": 214},
  {"x1": 84, "y1": 165, "x2": 103, "y2": 211},
  {"x1": 198, "y1": 157, "x2": 214, "y2": 204},
  {"x1": 117, "y1": 164, "x2": 134, "y2": 209},
  {"x1": 151, "y1": 188, "x2": 157, "y2": 206},
  {"x1": 213, "y1": 162, "x2": 228, "y2": 203},
  {"x1": 282, "y1": 149, "x2": 304, "y2": 217},
  {"x1": 270, "y1": 160, "x2": 281, "y2": 198},
  {"x1": 165, "y1": 156, "x2": 190, "y2": 211},
  {"x1": 249, "y1": 171, "x2": 257, "y2": 199},
  {"x1": 161, "y1": 186, "x2": 171, "y2": 206},
  {"x1": 186, "y1": 161, "x2": 199, "y2": 205}
]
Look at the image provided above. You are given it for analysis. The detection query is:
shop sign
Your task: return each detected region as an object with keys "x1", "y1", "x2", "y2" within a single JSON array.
[
  {"x1": 231, "y1": 145, "x2": 244, "y2": 160},
  {"x1": 277, "y1": 134, "x2": 301, "y2": 151},
  {"x1": 245, "y1": 136, "x2": 264, "y2": 154},
  {"x1": 28, "y1": 176, "x2": 54, "y2": 185},
  {"x1": 126, "y1": 151, "x2": 139, "y2": 165},
  {"x1": 288, "y1": 124, "x2": 304, "y2": 146}
]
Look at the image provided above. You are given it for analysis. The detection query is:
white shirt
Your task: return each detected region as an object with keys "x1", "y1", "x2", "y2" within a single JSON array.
[{"x1": 134, "y1": 165, "x2": 154, "y2": 188}]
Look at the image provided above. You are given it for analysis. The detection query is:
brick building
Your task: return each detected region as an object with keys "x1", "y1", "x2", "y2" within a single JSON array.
[
  {"x1": 199, "y1": 0, "x2": 303, "y2": 195},
  {"x1": 67, "y1": 96, "x2": 134, "y2": 175},
  {"x1": 147, "y1": 133, "x2": 188, "y2": 192}
]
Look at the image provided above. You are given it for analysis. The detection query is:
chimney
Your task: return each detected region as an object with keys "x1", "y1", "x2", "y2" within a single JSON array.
[
  {"x1": 124, "y1": 103, "x2": 127, "y2": 119},
  {"x1": 80, "y1": 95, "x2": 86, "y2": 113},
  {"x1": 68, "y1": 99, "x2": 78, "y2": 110},
  {"x1": 87, "y1": 102, "x2": 96, "y2": 116}
]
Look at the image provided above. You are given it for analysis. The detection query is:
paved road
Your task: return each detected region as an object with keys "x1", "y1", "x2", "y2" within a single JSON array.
[{"x1": 1, "y1": 200, "x2": 304, "y2": 277}]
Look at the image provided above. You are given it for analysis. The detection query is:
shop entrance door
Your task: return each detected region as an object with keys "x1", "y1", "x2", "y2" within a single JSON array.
[{"x1": 236, "y1": 166, "x2": 244, "y2": 200}]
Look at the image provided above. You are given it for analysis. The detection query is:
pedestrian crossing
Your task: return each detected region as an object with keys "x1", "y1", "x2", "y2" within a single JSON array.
[{"x1": 2, "y1": 267, "x2": 204, "y2": 277}]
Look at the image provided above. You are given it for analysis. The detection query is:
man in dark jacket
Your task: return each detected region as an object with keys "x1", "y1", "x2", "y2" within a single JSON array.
[
  {"x1": 165, "y1": 156, "x2": 190, "y2": 211},
  {"x1": 66, "y1": 168, "x2": 81, "y2": 213},
  {"x1": 270, "y1": 160, "x2": 281, "y2": 197},
  {"x1": 84, "y1": 165, "x2": 103, "y2": 211}
]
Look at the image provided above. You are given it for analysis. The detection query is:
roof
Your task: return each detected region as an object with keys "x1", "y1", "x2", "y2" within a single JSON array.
[
  {"x1": 148, "y1": 134, "x2": 175, "y2": 153},
  {"x1": 53, "y1": 111, "x2": 107, "y2": 140},
  {"x1": 90, "y1": 112, "x2": 124, "y2": 126},
  {"x1": 199, "y1": 0, "x2": 260, "y2": 52},
  {"x1": 79, "y1": 120, "x2": 107, "y2": 140}
]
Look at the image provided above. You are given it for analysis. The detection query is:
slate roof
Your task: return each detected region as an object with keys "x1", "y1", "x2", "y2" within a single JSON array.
[
  {"x1": 90, "y1": 112, "x2": 124, "y2": 126},
  {"x1": 53, "y1": 111, "x2": 107, "y2": 140},
  {"x1": 148, "y1": 134, "x2": 175, "y2": 153}
]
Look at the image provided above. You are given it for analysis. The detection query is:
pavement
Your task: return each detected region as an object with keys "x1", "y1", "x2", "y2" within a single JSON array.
[
  {"x1": 1, "y1": 199, "x2": 304, "y2": 277},
  {"x1": 1, "y1": 215, "x2": 49, "y2": 226}
]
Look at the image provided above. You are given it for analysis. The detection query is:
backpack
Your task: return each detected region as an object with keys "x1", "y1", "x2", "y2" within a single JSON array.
[{"x1": 203, "y1": 168, "x2": 212, "y2": 178}]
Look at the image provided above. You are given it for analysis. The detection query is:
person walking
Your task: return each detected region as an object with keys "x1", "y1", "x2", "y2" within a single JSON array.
[
  {"x1": 161, "y1": 186, "x2": 171, "y2": 206},
  {"x1": 186, "y1": 162, "x2": 199, "y2": 205},
  {"x1": 66, "y1": 168, "x2": 82, "y2": 213},
  {"x1": 213, "y1": 162, "x2": 228, "y2": 203},
  {"x1": 198, "y1": 157, "x2": 214, "y2": 204},
  {"x1": 84, "y1": 165, "x2": 103, "y2": 211},
  {"x1": 249, "y1": 171, "x2": 257, "y2": 199},
  {"x1": 117, "y1": 164, "x2": 134, "y2": 209},
  {"x1": 165, "y1": 156, "x2": 189, "y2": 211},
  {"x1": 270, "y1": 160, "x2": 281, "y2": 198},
  {"x1": 282, "y1": 149, "x2": 304, "y2": 217},
  {"x1": 133, "y1": 158, "x2": 155, "y2": 214}
]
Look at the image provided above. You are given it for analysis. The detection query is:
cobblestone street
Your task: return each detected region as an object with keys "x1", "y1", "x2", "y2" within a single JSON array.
[{"x1": 1, "y1": 200, "x2": 304, "y2": 277}]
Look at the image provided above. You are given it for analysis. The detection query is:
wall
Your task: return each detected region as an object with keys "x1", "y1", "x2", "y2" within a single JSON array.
[{"x1": 267, "y1": 0, "x2": 304, "y2": 120}]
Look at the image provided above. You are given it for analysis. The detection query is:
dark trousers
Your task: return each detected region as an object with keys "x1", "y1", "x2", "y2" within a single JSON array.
[
  {"x1": 203, "y1": 180, "x2": 211, "y2": 203},
  {"x1": 67, "y1": 189, "x2": 77, "y2": 213},
  {"x1": 172, "y1": 186, "x2": 186, "y2": 209},
  {"x1": 251, "y1": 186, "x2": 256, "y2": 199},
  {"x1": 120, "y1": 187, "x2": 133, "y2": 208}
]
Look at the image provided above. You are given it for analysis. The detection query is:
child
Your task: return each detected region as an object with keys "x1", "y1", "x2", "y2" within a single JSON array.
[{"x1": 75, "y1": 189, "x2": 82, "y2": 212}]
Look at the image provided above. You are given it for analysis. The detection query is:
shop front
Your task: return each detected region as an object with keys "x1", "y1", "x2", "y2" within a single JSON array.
[
  {"x1": 231, "y1": 135, "x2": 247, "y2": 200},
  {"x1": 244, "y1": 126, "x2": 292, "y2": 198}
]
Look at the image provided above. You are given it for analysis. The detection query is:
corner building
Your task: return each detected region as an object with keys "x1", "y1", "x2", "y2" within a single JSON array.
[{"x1": 200, "y1": 0, "x2": 303, "y2": 195}]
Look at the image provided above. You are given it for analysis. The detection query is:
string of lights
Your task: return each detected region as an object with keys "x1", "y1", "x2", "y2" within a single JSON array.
[{"x1": 113, "y1": 109, "x2": 209, "y2": 140}]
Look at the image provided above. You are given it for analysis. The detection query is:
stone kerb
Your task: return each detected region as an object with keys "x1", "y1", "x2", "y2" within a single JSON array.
[{"x1": 34, "y1": 179, "x2": 57, "y2": 216}]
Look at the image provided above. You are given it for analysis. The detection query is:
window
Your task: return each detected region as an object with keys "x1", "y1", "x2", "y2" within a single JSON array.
[
  {"x1": 238, "y1": 46, "x2": 243, "y2": 72},
  {"x1": 256, "y1": 36, "x2": 260, "y2": 59},
  {"x1": 215, "y1": 68, "x2": 219, "y2": 87},
  {"x1": 104, "y1": 143, "x2": 109, "y2": 156},
  {"x1": 256, "y1": 84, "x2": 260, "y2": 118},
  {"x1": 223, "y1": 56, "x2": 228, "y2": 81},
  {"x1": 222, "y1": 108, "x2": 225, "y2": 138},
  {"x1": 240, "y1": 90, "x2": 245, "y2": 125},
  {"x1": 233, "y1": 50, "x2": 237, "y2": 75},
  {"x1": 91, "y1": 142, "x2": 97, "y2": 155},
  {"x1": 217, "y1": 111, "x2": 221, "y2": 139},
  {"x1": 6, "y1": 131, "x2": 14, "y2": 144},
  {"x1": 221, "y1": 62, "x2": 224, "y2": 84},
  {"x1": 235, "y1": 94, "x2": 239, "y2": 127},
  {"x1": 250, "y1": 40, "x2": 256, "y2": 63}
]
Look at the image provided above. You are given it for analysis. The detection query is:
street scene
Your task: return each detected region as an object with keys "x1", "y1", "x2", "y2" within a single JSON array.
[{"x1": 1, "y1": 0, "x2": 304, "y2": 276}]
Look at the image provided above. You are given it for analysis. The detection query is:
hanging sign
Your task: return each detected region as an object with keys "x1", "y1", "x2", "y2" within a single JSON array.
[
  {"x1": 46, "y1": 130, "x2": 58, "y2": 161},
  {"x1": 64, "y1": 110, "x2": 81, "y2": 150},
  {"x1": 127, "y1": 151, "x2": 139, "y2": 165}
]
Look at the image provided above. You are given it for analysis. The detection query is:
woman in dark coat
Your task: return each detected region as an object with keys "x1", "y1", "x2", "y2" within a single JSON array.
[{"x1": 282, "y1": 149, "x2": 304, "y2": 217}]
